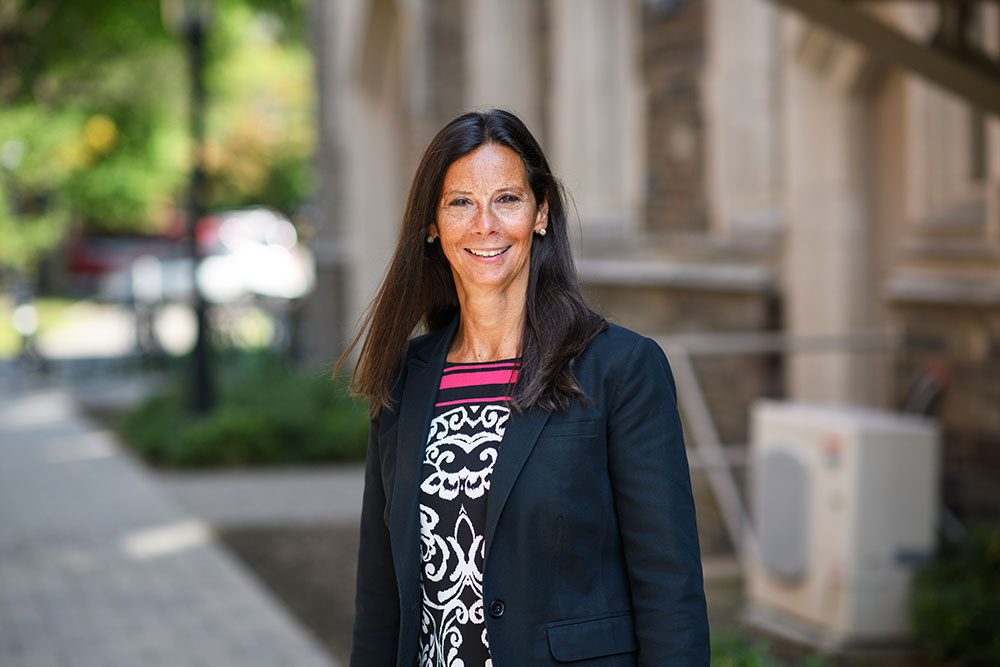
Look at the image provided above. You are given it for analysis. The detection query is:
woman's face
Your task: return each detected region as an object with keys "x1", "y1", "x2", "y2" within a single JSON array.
[{"x1": 429, "y1": 143, "x2": 548, "y2": 301}]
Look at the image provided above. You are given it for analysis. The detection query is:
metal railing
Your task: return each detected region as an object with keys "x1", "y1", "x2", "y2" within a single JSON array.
[{"x1": 655, "y1": 329, "x2": 901, "y2": 559}]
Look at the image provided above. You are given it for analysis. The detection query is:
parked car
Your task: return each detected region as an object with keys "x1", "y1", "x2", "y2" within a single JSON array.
[{"x1": 96, "y1": 207, "x2": 315, "y2": 304}]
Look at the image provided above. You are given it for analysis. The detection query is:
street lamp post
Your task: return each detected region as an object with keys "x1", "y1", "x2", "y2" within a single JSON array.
[{"x1": 162, "y1": 0, "x2": 214, "y2": 414}]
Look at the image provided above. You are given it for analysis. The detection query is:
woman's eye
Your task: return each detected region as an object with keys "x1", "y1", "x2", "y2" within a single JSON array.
[
  {"x1": 449, "y1": 198, "x2": 471, "y2": 207},
  {"x1": 497, "y1": 194, "x2": 520, "y2": 204}
]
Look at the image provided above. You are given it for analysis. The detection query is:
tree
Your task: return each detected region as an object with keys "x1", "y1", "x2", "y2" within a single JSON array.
[
  {"x1": 0, "y1": 107, "x2": 80, "y2": 271},
  {"x1": 0, "y1": 0, "x2": 185, "y2": 272},
  {"x1": 0, "y1": 0, "x2": 313, "y2": 274}
]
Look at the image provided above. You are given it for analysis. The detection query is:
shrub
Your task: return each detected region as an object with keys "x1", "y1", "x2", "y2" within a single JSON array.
[
  {"x1": 121, "y1": 352, "x2": 370, "y2": 467},
  {"x1": 911, "y1": 525, "x2": 1000, "y2": 666},
  {"x1": 710, "y1": 631, "x2": 828, "y2": 667}
]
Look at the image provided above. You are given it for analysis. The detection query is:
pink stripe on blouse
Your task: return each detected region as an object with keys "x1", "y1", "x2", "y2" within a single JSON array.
[
  {"x1": 443, "y1": 361, "x2": 519, "y2": 373},
  {"x1": 439, "y1": 369, "x2": 519, "y2": 390}
]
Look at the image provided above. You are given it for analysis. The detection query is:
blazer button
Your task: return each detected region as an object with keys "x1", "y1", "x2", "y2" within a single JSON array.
[{"x1": 488, "y1": 599, "x2": 506, "y2": 618}]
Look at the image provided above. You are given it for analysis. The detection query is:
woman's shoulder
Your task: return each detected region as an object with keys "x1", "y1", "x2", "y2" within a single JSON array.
[
  {"x1": 585, "y1": 322, "x2": 663, "y2": 361},
  {"x1": 581, "y1": 322, "x2": 674, "y2": 383},
  {"x1": 583, "y1": 323, "x2": 677, "y2": 400}
]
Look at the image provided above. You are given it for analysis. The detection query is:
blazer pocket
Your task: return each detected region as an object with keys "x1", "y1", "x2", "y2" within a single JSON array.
[
  {"x1": 546, "y1": 611, "x2": 637, "y2": 662},
  {"x1": 538, "y1": 420, "x2": 597, "y2": 439}
]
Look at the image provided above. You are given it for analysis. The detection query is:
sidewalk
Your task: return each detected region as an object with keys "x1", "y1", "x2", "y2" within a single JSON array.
[
  {"x1": 156, "y1": 466, "x2": 365, "y2": 527},
  {"x1": 0, "y1": 386, "x2": 340, "y2": 667}
]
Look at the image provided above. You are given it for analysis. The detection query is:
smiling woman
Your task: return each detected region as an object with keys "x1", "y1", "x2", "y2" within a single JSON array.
[
  {"x1": 427, "y1": 143, "x2": 548, "y2": 349},
  {"x1": 337, "y1": 109, "x2": 604, "y2": 414},
  {"x1": 336, "y1": 109, "x2": 709, "y2": 667}
]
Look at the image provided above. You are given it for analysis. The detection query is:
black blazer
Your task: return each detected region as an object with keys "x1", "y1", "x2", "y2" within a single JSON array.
[{"x1": 351, "y1": 314, "x2": 710, "y2": 666}]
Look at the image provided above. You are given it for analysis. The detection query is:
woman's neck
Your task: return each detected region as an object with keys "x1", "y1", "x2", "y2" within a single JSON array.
[{"x1": 448, "y1": 289, "x2": 526, "y2": 363}]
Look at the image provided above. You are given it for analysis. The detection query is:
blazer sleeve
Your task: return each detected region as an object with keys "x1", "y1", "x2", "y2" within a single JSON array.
[
  {"x1": 349, "y1": 412, "x2": 400, "y2": 667},
  {"x1": 606, "y1": 335, "x2": 710, "y2": 666}
]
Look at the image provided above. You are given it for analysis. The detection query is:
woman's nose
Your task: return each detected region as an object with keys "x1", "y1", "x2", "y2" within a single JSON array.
[{"x1": 471, "y1": 202, "x2": 496, "y2": 233}]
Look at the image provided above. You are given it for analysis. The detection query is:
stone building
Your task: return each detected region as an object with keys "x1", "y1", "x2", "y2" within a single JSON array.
[{"x1": 302, "y1": 0, "x2": 1000, "y2": 525}]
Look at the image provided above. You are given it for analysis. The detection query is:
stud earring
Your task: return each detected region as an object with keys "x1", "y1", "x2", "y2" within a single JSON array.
[
  {"x1": 536, "y1": 227, "x2": 547, "y2": 237},
  {"x1": 426, "y1": 234, "x2": 436, "y2": 243}
]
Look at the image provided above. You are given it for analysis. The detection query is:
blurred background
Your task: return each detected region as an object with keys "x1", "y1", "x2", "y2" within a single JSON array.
[{"x1": 1, "y1": 0, "x2": 998, "y2": 666}]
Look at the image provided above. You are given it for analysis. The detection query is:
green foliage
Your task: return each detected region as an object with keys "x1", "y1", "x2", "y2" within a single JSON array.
[
  {"x1": 1, "y1": 0, "x2": 172, "y2": 104},
  {"x1": 911, "y1": 526, "x2": 1000, "y2": 666},
  {"x1": 1, "y1": 0, "x2": 186, "y2": 246},
  {"x1": 203, "y1": 1, "x2": 314, "y2": 215},
  {"x1": 710, "y1": 631, "x2": 828, "y2": 667},
  {"x1": 0, "y1": 0, "x2": 313, "y2": 270},
  {"x1": 121, "y1": 353, "x2": 370, "y2": 467},
  {"x1": 0, "y1": 193, "x2": 66, "y2": 272},
  {"x1": 225, "y1": 0, "x2": 309, "y2": 45},
  {"x1": 0, "y1": 106, "x2": 82, "y2": 270}
]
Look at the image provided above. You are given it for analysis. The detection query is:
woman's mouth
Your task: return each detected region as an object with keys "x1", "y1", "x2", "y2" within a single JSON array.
[{"x1": 465, "y1": 246, "x2": 511, "y2": 258}]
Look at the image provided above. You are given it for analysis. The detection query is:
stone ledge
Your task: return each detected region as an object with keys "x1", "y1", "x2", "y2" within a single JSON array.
[
  {"x1": 885, "y1": 273, "x2": 1000, "y2": 306},
  {"x1": 901, "y1": 239, "x2": 1000, "y2": 262},
  {"x1": 578, "y1": 257, "x2": 776, "y2": 293}
]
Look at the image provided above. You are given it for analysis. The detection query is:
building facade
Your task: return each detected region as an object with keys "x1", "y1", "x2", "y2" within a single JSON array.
[{"x1": 303, "y1": 0, "x2": 1000, "y2": 522}]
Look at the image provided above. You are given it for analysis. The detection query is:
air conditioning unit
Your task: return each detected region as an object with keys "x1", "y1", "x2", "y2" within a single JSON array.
[{"x1": 745, "y1": 400, "x2": 940, "y2": 646}]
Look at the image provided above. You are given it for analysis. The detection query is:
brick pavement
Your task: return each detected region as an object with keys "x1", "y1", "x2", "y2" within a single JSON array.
[{"x1": 0, "y1": 387, "x2": 340, "y2": 667}]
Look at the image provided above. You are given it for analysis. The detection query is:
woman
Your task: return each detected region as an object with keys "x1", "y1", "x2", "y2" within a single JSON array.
[{"x1": 339, "y1": 109, "x2": 709, "y2": 666}]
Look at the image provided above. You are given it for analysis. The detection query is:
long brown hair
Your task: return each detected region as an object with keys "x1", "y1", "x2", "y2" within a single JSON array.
[{"x1": 335, "y1": 109, "x2": 607, "y2": 416}]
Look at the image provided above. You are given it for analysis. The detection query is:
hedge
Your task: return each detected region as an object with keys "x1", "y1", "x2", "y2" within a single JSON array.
[{"x1": 121, "y1": 353, "x2": 369, "y2": 467}]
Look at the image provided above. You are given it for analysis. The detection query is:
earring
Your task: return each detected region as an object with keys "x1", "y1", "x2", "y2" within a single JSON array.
[
  {"x1": 535, "y1": 227, "x2": 547, "y2": 237},
  {"x1": 426, "y1": 234, "x2": 436, "y2": 243}
]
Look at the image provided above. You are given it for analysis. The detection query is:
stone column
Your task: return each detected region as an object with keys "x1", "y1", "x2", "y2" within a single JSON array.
[
  {"x1": 548, "y1": 0, "x2": 645, "y2": 238},
  {"x1": 299, "y1": 0, "x2": 354, "y2": 366},
  {"x1": 781, "y1": 16, "x2": 885, "y2": 406},
  {"x1": 705, "y1": 0, "x2": 783, "y2": 237},
  {"x1": 346, "y1": 0, "x2": 408, "y2": 348},
  {"x1": 463, "y1": 0, "x2": 544, "y2": 134},
  {"x1": 978, "y1": 2, "x2": 999, "y2": 244},
  {"x1": 304, "y1": 0, "x2": 409, "y2": 363}
]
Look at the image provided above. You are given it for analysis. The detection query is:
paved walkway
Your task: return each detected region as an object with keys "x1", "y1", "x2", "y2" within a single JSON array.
[
  {"x1": 157, "y1": 466, "x2": 365, "y2": 527},
  {"x1": 0, "y1": 386, "x2": 340, "y2": 667}
]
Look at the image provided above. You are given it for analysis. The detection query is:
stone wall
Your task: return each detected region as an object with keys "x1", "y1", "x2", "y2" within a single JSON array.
[
  {"x1": 892, "y1": 303, "x2": 1000, "y2": 520},
  {"x1": 641, "y1": 0, "x2": 708, "y2": 235},
  {"x1": 425, "y1": 0, "x2": 465, "y2": 129},
  {"x1": 583, "y1": 281, "x2": 779, "y2": 446}
]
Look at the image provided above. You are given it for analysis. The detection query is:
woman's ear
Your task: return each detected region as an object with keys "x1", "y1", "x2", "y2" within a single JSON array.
[
  {"x1": 428, "y1": 222, "x2": 439, "y2": 237},
  {"x1": 536, "y1": 200, "x2": 549, "y2": 227}
]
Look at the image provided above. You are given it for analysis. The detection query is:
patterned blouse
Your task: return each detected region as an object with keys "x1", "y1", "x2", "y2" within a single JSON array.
[{"x1": 417, "y1": 357, "x2": 521, "y2": 667}]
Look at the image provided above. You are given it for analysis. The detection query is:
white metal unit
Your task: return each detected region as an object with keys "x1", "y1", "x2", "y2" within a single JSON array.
[{"x1": 746, "y1": 400, "x2": 940, "y2": 645}]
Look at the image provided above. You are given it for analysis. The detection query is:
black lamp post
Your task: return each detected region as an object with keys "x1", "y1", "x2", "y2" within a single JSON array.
[{"x1": 162, "y1": 0, "x2": 214, "y2": 414}]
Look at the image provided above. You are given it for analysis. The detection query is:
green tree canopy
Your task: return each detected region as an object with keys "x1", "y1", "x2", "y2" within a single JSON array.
[{"x1": 0, "y1": 0, "x2": 313, "y2": 272}]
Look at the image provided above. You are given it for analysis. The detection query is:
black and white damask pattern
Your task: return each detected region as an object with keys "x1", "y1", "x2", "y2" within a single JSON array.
[{"x1": 418, "y1": 403, "x2": 510, "y2": 667}]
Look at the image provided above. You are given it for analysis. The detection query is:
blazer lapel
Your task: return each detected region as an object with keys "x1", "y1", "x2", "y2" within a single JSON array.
[
  {"x1": 484, "y1": 404, "x2": 550, "y2": 561},
  {"x1": 389, "y1": 314, "x2": 459, "y2": 597}
]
